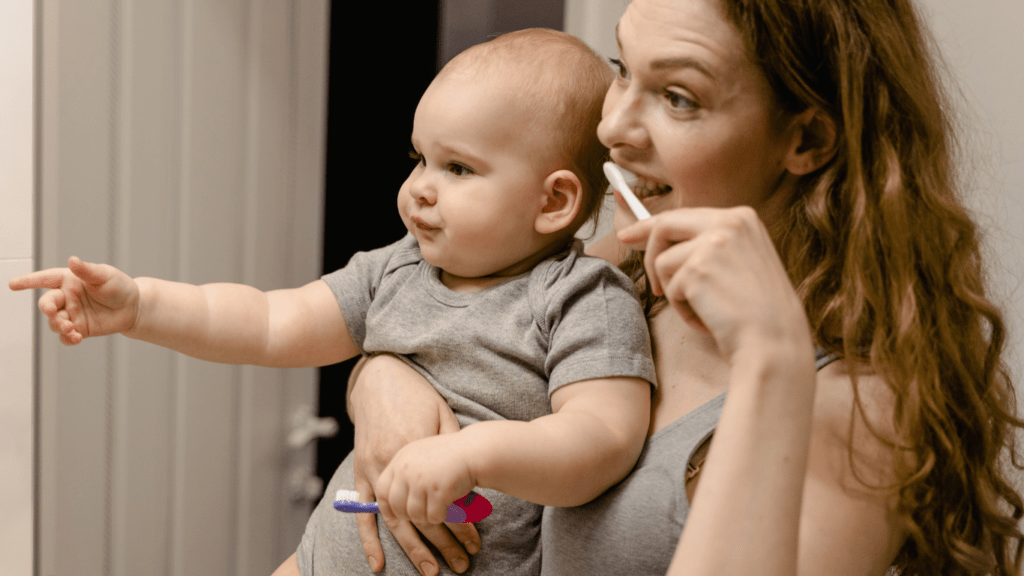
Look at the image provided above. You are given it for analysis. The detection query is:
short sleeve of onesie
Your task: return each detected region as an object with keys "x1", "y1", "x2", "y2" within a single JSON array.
[
  {"x1": 530, "y1": 246, "x2": 658, "y2": 396},
  {"x1": 319, "y1": 234, "x2": 420, "y2": 351}
]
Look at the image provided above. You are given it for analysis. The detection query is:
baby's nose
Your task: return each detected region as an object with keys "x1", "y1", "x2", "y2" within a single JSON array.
[{"x1": 409, "y1": 177, "x2": 437, "y2": 205}]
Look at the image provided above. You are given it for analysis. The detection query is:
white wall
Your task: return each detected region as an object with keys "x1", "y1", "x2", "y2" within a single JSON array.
[
  {"x1": 30, "y1": 2, "x2": 329, "y2": 575},
  {"x1": 924, "y1": 0, "x2": 1024, "y2": 391},
  {"x1": 0, "y1": 2, "x2": 36, "y2": 576}
]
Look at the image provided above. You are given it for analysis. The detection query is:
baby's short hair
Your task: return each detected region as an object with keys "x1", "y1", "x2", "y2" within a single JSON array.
[{"x1": 440, "y1": 29, "x2": 614, "y2": 234}]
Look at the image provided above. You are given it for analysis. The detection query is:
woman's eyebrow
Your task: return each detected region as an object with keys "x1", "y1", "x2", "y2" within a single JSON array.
[
  {"x1": 614, "y1": 23, "x2": 716, "y2": 80},
  {"x1": 649, "y1": 57, "x2": 715, "y2": 80}
]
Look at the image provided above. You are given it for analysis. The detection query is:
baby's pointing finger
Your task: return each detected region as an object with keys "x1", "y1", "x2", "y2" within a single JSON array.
[{"x1": 8, "y1": 269, "x2": 67, "y2": 292}]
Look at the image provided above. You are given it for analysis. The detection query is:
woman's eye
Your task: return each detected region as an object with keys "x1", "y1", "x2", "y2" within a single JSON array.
[
  {"x1": 408, "y1": 149, "x2": 425, "y2": 165},
  {"x1": 665, "y1": 91, "x2": 696, "y2": 110},
  {"x1": 447, "y1": 163, "x2": 473, "y2": 177},
  {"x1": 608, "y1": 57, "x2": 630, "y2": 80}
]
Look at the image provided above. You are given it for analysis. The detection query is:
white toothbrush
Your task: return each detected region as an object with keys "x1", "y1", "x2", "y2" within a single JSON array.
[{"x1": 603, "y1": 162, "x2": 651, "y2": 220}]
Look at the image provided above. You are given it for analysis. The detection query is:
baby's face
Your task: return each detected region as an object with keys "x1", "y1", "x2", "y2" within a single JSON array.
[{"x1": 399, "y1": 75, "x2": 558, "y2": 279}]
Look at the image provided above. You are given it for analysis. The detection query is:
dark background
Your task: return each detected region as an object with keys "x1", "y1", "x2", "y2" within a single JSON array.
[{"x1": 316, "y1": 0, "x2": 565, "y2": 491}]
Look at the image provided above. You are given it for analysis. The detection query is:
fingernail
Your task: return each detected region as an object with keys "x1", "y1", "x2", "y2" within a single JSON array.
[
  {"x1": 465, "y1": 540, "x2": 480, "y2": 554},
  {"x1": 420, "y1": 561, "x2": 437, "y2": 576},
  {"x1": 452, "y1": 556, "x2": 468, "y2": 572},
  {"x1": 368, "y1": 556, "x2": 380, "y2": 571}
]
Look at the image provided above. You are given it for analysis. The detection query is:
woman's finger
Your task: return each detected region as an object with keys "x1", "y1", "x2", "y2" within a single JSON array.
[
  {"x1": 615, "y1": 213, "x2": 657, "y2": 247},
  {"x1": 353, "y1": 474, "x2": 385, "y2": 572},
  {"x1": 446, "y1": 522, "x2": 481, "y2": 555},
  {"x1": 646, "y1": 235, "x2": 698, "y2": 299},
  {"x1": 414, "y1": 522, "x2": 473, "y2": 573},
  {"x1": 661, "y1": 264, "x2": 711, "y2": 333},
  {"x1": 381, "y1": 516, "x2": 442, "y2": 576}
]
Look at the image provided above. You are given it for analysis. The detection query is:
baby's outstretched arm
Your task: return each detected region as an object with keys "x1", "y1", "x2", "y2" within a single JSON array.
[
  {"x1": 375, "y1": 376, "x2": 651, "y2": 524},
  {"x1": 9, "y1": 256, "x2": 358, "y2": 368}
]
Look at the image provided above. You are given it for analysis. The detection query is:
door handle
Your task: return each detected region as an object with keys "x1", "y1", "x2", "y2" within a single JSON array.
[{"x1": 287, "y1": 405, "x2": 339, "y2": 449}]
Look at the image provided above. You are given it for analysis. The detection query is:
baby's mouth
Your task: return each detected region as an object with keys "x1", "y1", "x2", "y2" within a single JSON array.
[{"x1": 632, "y1": 176, "x2": 673, "y2": 200}]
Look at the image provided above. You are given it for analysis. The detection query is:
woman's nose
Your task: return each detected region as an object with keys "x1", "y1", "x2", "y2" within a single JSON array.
[{"x1": 597, "y1": 86, "x2": 650, "y2": 152}]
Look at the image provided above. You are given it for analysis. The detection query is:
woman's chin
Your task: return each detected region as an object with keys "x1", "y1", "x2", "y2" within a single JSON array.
[{"x1": 612, "y1": 209, "x2": 646, "y2": 251}]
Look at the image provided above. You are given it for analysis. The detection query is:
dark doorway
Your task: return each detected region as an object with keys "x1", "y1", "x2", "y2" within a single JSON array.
[{"x1": 316, "y1": 2, "x2": 442, "y2": 486}]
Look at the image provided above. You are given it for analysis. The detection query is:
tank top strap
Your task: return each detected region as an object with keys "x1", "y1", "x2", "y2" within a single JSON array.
[{"x1": 814, "y1": 347, "x2": 841, "y2": 371}]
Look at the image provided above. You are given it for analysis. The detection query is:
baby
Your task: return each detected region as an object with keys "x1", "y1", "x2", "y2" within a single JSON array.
[{"x1": 10, "y1": 29, "x2": 656, "y2": 575}]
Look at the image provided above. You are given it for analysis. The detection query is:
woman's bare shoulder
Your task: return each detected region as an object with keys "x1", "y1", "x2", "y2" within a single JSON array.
[{"x1": 797, "y1": 358, "x2": 909, "y2": 573}]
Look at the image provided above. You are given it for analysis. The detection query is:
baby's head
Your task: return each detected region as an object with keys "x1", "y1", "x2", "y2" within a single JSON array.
[{"x1": 399, "y1": 28, "x2": 613, "y2": 281}]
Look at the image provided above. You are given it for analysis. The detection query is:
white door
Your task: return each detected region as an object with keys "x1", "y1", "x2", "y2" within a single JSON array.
[{"x1": 35, "y1": 1, "x2": 330, "y2": 575}]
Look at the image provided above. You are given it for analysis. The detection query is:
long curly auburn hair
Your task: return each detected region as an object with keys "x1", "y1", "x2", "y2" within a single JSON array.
[{"x1": 621, "y1": 0, "x2": 1024, "y2": 573}]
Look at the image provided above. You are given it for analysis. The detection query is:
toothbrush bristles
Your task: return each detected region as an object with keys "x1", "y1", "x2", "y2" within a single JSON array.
[{"x1": 335, "y1": 489, "x2": 364, "y2": 503}]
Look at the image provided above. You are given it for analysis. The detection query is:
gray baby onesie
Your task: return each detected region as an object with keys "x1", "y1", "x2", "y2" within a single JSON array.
[
  {"x1": 297, "y1": 233, "x2": 657, "y2": 575},
  {"x1": 539, "y1": 348, "x2": 840, "y2": 575}
]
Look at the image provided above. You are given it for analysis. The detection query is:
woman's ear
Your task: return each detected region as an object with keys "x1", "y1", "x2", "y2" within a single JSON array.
[
  {"x1": 784, "y1": 108, "x2": 838, "y2": 176},
  {"x1": 535, "y1": 169, "x2": 583, "y2": 235}
]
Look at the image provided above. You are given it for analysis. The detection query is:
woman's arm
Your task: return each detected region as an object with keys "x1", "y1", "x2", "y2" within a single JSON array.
[
  {"x1": 672, "y1": 344, "x2": 906, "y2": 575},
  {"x1": 346, "y1": 354, "x2": 481, "y2": 575},
  {"x1": 618, "y1": 208, "x2": 905, "y2": 575}
]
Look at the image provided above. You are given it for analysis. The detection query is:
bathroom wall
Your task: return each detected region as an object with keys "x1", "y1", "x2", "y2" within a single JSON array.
[
  {"x1": 30, "y1": 1, "x2": 330, "y2": 575},
  {"x1": 0, "y1": 2, "x2": 36, "y2": 575}
]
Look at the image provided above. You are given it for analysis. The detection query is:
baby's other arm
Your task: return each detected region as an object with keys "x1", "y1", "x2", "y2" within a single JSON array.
[{"x1": 465, "y1": 376, "x2": 650, "y2": 506}]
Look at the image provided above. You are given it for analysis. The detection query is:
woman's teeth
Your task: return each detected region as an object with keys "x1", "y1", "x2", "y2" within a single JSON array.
[{"x1": 632, "y1": 177, "x2": 672, "y2": 200}]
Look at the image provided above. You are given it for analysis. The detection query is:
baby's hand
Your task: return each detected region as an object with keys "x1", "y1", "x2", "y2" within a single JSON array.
[
  {"x1": 7, "y1": 256, "x2": 140, "y2": 345},
  {"x1": 375, "y1": 433, "x2": 477, "y2": 525}
]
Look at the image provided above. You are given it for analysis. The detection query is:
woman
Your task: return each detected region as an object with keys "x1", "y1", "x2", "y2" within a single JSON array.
[{"x1": 275, "y1": 0, "x2": 1024, "y2": 574}]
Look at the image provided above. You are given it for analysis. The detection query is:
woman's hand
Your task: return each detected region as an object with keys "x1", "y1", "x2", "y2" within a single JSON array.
[
  {"x1": 348, "y1": 354, "x2": 481, "y2": 575},
  {"x1": 8, "y1": 256, "x2": 140, "y2": 345},
  {"x1": 617, "y1": 206, "x2": 813, "y2": 361}
]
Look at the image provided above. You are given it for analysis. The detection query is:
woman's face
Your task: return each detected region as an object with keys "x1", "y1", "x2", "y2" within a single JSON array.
[{"x1": 601, "y1": 0, "x2": 798, "y2": 234}]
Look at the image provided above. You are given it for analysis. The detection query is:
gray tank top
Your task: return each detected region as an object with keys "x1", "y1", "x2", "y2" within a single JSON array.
[{"x1": 540, "y1": 348, "x2": 840, "y2": 575}]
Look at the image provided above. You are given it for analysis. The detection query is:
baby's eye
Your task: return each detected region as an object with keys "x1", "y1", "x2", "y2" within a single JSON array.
[
  {"x1": 608, "y1": 57, "x2": 630, "y2": 81},
  {"x1": 408, "y1": 149, "x2": 425, "y2": 165},
  {"x1": 447, "y1": 163, "x2": 473, "y2": 177},
  {"x1": 665, "y1": 91, "x2": 696, "y2": 110}
]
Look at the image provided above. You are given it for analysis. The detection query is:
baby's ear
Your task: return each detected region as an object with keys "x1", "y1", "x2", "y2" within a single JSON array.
[{"x1": 535, "y1": 169, "x2": 583, "y2": 235}]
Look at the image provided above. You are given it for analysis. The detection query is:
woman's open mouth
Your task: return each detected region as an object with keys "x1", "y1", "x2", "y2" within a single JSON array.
[{"x1": 632, "y1": 175, "x2": 673, "y2": 200}]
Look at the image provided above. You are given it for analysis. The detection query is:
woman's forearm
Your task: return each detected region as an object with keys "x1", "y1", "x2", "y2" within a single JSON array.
[
  {"x1": 669, "y1": 340, "x2": 817, "y2": 576},
  {"x1": 346, "y1": 354, "x2": 370, "y2": 423}
]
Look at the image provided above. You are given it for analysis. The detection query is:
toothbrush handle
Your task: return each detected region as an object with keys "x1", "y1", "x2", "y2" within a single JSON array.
[{"x1": 334, "y1": 500, "x2": 380, "y2": 514}]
